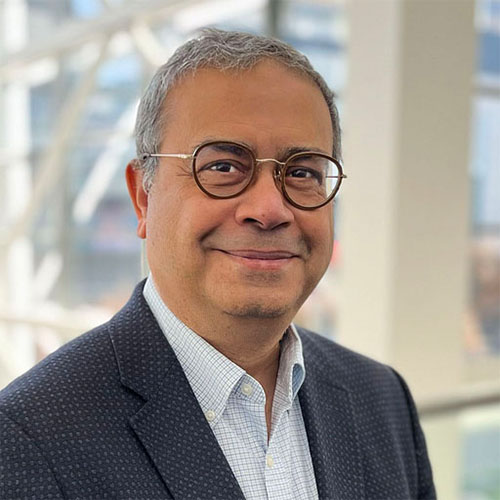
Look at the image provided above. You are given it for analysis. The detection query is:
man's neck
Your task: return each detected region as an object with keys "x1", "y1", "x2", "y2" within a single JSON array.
[
  {"x1": 173, "y1": 302, "x2": 289, "y2": 377},
  {"x1": 153, "y1": 280, "x2": 294, "y2": 425},
  {"x1": 196, "y1": 318, "x2": 283, "y2": 441}
]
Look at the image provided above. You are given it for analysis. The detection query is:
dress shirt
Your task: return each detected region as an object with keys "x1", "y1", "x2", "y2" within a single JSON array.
[{"x1": 143, "y1": 276, "x2": 319, "y2": 500}]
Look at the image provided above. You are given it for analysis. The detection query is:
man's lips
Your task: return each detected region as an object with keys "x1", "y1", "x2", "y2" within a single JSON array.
[
  {"x1": 216, "y1": 249, "x2": 298, "y2": 260},
  {"x1": 212, "y1": 249, "x2": 300, "y2": 271}
]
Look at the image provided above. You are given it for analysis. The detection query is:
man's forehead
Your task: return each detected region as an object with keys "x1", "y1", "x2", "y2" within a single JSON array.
[
  {"x1": 160, "y1": 61, "x2": 333, "y2": 152},
  {"x1": 163, "y1": 60, "x2": 326, "y2": 112}
]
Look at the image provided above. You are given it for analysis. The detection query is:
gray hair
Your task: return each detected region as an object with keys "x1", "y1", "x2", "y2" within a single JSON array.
[{"x1": 134, "y1": 28, "x2": 341, "y2": 191}]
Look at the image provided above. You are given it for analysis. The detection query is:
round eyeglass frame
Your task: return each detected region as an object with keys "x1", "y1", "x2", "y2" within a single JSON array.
[{"x1": 143, "y1": 140, "x2": 347, "y2": 210}]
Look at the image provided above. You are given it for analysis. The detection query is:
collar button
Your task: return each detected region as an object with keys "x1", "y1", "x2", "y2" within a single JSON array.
[
  {"x1": 241, "y1": 383, "x2": 253, "y2": 396},
  {"x1": 205, "y1": 410, "x2": 216, "y2": 422}
]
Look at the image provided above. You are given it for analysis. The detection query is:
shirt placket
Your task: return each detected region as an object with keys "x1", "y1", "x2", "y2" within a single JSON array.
[{"x1": 265, "y1": 408, "x2": 293, "y2": 500}]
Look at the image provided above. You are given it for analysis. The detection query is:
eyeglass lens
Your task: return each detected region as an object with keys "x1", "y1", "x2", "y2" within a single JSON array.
[{"x1": 194, "y1": 142, "x2": 341, "y2": 208}]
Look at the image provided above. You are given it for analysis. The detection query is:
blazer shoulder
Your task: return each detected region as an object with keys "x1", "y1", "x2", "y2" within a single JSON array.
[
  {"x1": 0, "y1": 281, "x2": 154, "y2": 438},
  {"x1": 0, "y1": 409, "x2": 65, "y2": 499},
  {"x1": 0, "y1": 321, "x2": 118, "y2": 429}
]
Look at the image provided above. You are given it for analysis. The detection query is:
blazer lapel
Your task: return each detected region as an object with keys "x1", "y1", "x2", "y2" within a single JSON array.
[
  {"x1": 128, "y1": 361, "x2": 245, "y2": 500},
  {"x1": 108, "y1": 282, "x2": 245, "y2": 500},
  {"x1": 299, "y1": 330, "x2": 365, "y2": 500}
]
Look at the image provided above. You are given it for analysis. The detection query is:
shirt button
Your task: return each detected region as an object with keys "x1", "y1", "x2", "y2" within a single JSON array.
[
  {"x1": 241, "y1": 383, "x2": 253, "y2": 396},
  {"x1": 205, "y1": 410, "x2": 216, "y2": 422},
  {"x1": 266, "y1": 454, "x2": 274, "y2": 468}
]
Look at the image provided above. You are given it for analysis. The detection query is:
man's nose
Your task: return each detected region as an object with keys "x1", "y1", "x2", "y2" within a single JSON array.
[{"x1": 234, "y1": 163, "x2": 294, "y2": 230}]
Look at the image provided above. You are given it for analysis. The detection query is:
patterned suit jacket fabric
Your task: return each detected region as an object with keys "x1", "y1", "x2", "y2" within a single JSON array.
[{"x1": 0, "y1": 281, "x2": 436, "y2": 499}]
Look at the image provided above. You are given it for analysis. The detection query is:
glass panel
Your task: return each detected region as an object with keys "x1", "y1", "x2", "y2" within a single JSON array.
[
  {"x1": 280, "y1": 0, "x2": 348, "y2": 95},
  {"x1": 27, "y1": 0, "x2": 99, "y2": 46},
  {"x1": 422, "y1": 404, "x2": 500, "y2": 499},
  {"x1": 467, "y1": 0, "x2": 500, "y2": 358},
  {"x1": 462, "y1": 405, "x2": 500, "y2": 499}
]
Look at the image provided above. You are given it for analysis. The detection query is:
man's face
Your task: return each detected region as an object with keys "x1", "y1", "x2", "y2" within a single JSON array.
[{"x1": 127, "y1": 60, "x2": 334, "y2": 325}]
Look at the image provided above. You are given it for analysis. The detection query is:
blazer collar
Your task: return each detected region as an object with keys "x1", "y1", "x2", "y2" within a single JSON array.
[
  {"x1": 107, "y1": 281, "x2": 245, "y2": 500},
  {"x1": 298, "y1": 328, "x2": 366, "y2": 500}
]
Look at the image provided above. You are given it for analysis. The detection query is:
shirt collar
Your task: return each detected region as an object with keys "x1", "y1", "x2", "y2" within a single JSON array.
[
  {"x1": 273, "y1": 324, "x2": 306, "y2": 413},
  {"x1": 143, "y1": 275, "x2": 306, "y2": 423}
]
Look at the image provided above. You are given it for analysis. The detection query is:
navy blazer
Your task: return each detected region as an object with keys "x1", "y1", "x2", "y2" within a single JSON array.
[{"x1": 0, "y1": 281, "x2": 435, "y2": 499}]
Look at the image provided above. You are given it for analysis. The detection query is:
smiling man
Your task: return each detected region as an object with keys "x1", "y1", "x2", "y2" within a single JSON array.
[{"x1": 0, "y1": 30, "x2": 435, "y2": 499}]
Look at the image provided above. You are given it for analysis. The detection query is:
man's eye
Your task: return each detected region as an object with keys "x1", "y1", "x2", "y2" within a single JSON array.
[
  {"x1": 202, "y1": 161, "x2": 243, "y2": 173},
  {"x1": 287, "y1": 167, "x2": 323, "y2": 183},
  {"x1": 288, "y1": 168, "x2": 312, "y2": 178}
]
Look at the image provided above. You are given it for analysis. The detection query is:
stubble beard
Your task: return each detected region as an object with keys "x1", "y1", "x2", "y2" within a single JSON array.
[
  {"x1": 220, "y1": 276, "x2": 318, "y2": 321},
  {"x1": 225, "y1": 302, "x2": 290, "y2": 319}
]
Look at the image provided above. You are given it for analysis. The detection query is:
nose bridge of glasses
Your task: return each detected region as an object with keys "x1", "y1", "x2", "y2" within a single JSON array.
[
  {"x1": 253, "y1": 158, "x2": 286, "y2": 187},
  {"x1": 255, "y1": 157, "x2": 286, "y2": 168},
  {"x1": 255, "y1": 157, "x2": 286, "y2": 181}
]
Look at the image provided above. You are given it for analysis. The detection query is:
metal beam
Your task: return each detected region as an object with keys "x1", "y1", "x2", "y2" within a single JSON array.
[
  {"x1": 0, "y1": 307, "x2": 104, "y2": 334},
  {"x1": 1, "y1": 38, "x2": 109, "y2": 251},
  {"x1": 419, "y1": 381, "x2": 500, "y2": 417},
  {"x1": 266, "y1": 0, "x2": 282, "y2": 38},
  {"x1": 0, "y1": 0, "x2": 207, "y2": 81}
]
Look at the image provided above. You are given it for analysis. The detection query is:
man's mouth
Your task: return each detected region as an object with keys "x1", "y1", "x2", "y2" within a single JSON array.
[
  {"x1": 218, "y1": 250, "x2": 298, "y2": 260},
  {"x1": 213, "y1": 249, "x2": 299, "y2": 271}
]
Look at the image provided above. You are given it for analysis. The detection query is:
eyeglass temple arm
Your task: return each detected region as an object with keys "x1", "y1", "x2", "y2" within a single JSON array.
[{"x1": 141, "y1": 153, "x2": 193, "y2": 161}]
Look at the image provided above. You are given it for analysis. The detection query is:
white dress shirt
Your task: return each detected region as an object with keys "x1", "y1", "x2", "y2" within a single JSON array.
[{"x1": 143, "y1": 276, "x2": 319, "y2": 500}]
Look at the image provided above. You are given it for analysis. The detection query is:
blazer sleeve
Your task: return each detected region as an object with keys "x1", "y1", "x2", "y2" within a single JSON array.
[
  {"x1": 391, "y1": 370, "x2": 437, "y2": 500},
  {"x1": 0, "y1": 410, "x2": 64, "y2": 500}
]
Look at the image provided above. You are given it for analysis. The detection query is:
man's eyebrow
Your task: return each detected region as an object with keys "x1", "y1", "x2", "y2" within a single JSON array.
[
  {"x1": 276, "y1": 145, "x2": 330, "y2": 158},
  {"x1": 210, "y1": 142, "x2": 248, "y2": 156},
  {"x1": 194, "y1": 136, "x2": 254, "y2": 151}
]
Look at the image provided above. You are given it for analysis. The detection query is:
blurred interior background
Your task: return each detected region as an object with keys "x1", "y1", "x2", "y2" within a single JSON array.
[{"x1": 0, "y1": 0, "x2": 499, "y2": 497}]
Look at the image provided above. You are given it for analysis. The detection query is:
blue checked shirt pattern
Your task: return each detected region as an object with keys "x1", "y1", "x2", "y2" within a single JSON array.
[{"x1": 144, "y1": 276, "x2": 319, "y2": 500}]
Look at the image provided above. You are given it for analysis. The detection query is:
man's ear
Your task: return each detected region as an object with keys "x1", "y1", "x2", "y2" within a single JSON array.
[{"x1": 126, "y1": 160, "x2": 148, "y2": 239}]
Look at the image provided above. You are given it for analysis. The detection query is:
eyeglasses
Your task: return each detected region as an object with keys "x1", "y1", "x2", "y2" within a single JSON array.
[{"x1": 142, "y1": 140, "x2": 347, "y2": 210}]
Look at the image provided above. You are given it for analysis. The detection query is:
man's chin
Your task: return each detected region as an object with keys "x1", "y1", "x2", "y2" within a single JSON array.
[{"x1": 223, "y1": 302, "x2": 291, "y2": 320}]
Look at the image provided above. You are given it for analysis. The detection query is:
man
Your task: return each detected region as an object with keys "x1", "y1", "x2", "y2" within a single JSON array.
[{"x1": 0, "y1": 29, "x2": 435, "y2": 499}]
